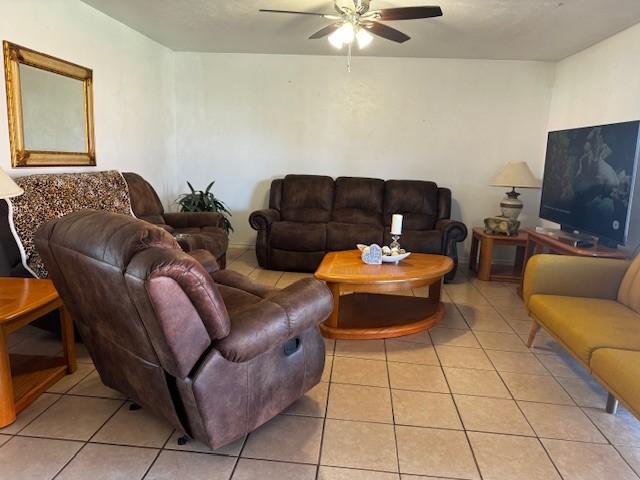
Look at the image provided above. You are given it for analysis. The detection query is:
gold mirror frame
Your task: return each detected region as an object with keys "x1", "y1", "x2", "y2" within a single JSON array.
[{"x1": 3, "y1": 41, "x2": 95, "y2": 167}]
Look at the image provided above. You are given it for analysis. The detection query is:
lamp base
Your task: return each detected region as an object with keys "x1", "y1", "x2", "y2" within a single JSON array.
[{"x1": 500, "y1": 188, "x2": 523, "y2": 220}]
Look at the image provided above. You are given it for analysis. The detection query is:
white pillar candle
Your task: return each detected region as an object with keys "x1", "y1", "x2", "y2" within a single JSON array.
[{"x1": 391, "y1": 214, "x2": 403, "y2": 235}]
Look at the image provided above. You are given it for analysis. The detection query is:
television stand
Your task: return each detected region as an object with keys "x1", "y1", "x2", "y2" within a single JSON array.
[
  {"x1": 518, "y1": 227, "x2": 630, "y2": 297},
  {"x1": 533, "y1": 227, "x2": 600, "y2": 249}
]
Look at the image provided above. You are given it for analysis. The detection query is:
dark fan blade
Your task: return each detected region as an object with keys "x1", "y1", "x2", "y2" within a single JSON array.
[
  {"x1": 377, "y1": 6, "x2": 443, "y2": 21},
  {"x1": 309, "y1": 23, "x2": 340, "y2": 39},
  {"x1": 259, "y1": 9, "x2": 333, "y2": 17},
  {"x1": 365, "y1": 22, "x2": 411, "y2": 43}
]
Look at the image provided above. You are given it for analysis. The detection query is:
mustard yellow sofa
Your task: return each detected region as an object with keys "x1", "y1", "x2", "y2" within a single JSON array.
[{"x1": 524, "y1": 254, "x2": 640, "y2": 417}]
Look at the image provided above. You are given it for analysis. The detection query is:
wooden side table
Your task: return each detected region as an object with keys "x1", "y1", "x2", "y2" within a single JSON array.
[
  {"x1": 0, "y1": 278, "x2": 76, "y2": 427},
  {"x1": 469, "y1": 227, "x2": 528, "y2": 282}
]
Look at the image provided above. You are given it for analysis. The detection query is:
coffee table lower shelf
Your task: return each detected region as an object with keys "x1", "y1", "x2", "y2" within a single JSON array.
[{"x1": 319, "y1": 293, "x2": 444, "y2": 340}]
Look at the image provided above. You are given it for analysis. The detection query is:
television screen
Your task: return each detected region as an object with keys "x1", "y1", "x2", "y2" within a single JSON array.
[{"x1": 540, "y1": 121, "x2": 640, "y2": 245}]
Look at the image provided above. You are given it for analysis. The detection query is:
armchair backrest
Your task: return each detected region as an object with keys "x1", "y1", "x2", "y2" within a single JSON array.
[
  {"x1": 123, "y1": 172, "x2": 165, "y2": 224},
  {"x1": 35, "y1": 211, "x2": 230, "y2": 426},
  {"x1": 618, "y1": 254, "x2": 640, "y2": 312}
]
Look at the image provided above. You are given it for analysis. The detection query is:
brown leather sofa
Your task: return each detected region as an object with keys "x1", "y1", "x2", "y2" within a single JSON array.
[
  {"x1": 35, "y1": 211, "x2": 332, "y2": 449},
  {"x1": 250, "y1": 175, "x2": 467, "y2": 281},
  {"x1": 123, "y1": 172, "x2": 229, "y2": 268}
]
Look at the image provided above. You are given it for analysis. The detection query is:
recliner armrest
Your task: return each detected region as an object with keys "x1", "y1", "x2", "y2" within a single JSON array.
[
  {"x1": 249, "y1": 208, "x2": 280, "y2": 231},
  {"x1": 436, "y1": 219, "x2": 467, "y2": 244},
  {"x1": 163, "y1": 212, "x2": 224, "y2": 229},
  {"x1": 188, "y1": 249, "x2": 220, "y2": 275},
  {"x1": 214, "y1": 278, "x2": 332, "y2": 362},
  {"x1": 523, "y1": 254, "x2": 629, "y2": 308}
]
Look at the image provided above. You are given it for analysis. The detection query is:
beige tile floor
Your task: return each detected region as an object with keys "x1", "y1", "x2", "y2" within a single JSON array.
[{"x1": 2, "y1": 245, "x2": 640, "y2": 479}]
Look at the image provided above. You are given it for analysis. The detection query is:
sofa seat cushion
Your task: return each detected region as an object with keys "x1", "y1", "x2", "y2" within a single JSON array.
[
  {"x1": 529, "y1": 295, "x2": 640, "y2": 363},
  {"x1": 591, "y1": 348, "x2": 640, "y2": 416},
  {"x1": 384, "y1": 230, "x2": 442, "y2": 253},
  {"x1": 270, "y1": 222, "x2": 326, "y2": 252},
  {"x1": 327, "y1": 222, "x2": 383, "y2": 251}
]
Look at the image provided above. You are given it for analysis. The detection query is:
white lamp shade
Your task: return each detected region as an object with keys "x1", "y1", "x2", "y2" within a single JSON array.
[
  {"x1": 491, "y1": 162, "x2": 541, "y2": 189},
  {"x1": 0, "y1": 168, "x2": 23, "y2": 199}
]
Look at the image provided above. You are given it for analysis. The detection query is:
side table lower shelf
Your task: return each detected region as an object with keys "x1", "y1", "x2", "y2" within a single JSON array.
[
  {"x1": 11, "y1": 354, "x2": 70, "y2": 413},
  {"x1": 0, "y1": 278, "x2": 76, "y2": 428}
]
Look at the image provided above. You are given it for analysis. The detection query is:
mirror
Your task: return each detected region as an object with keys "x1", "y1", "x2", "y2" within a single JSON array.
[{"x1": 3, "y1": 41, "x2": 95, "y2": 167}]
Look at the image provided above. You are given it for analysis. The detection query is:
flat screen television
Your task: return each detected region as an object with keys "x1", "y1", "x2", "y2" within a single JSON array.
[{"x1": 540, "y1": 121, "x2": 640, "y2": 247}]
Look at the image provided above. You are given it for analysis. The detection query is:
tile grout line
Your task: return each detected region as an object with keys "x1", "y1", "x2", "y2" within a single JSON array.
[
  {"x1": 430, "y1": 329, "x2": 484, "y2": 480},
  {"x1": 50, "y1": 398, "x2": 127, "y2": 479},
  {"x1": 314, "y1": 339, "x2": 337, "y2": 480},
  {"x1": 139, "y1": 418, "x2": 177, "y2": 479},
  {"x1": 382, "y1": 335, "x2": 401, "y2": 476},
  {"x1": 225, "y1": 434, "x2": 249, "y2": 480},
  {"x1": 456, "y1": 285, "x2": 584, "y2": 478},
  {"x1": 451, "y1": 279, "x2": 570, "y2": 480}
]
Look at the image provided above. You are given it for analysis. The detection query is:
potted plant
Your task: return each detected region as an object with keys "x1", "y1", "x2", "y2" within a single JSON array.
[{"x1": 176, "y1": 181, "x2": 233, "y2": 234}]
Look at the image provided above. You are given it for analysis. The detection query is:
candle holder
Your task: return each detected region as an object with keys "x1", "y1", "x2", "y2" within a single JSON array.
[{"x1": 390, "y1": 234, "x2": 401, "y2": 251}]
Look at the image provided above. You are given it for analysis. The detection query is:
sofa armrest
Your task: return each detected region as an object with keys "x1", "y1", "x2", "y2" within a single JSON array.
[
  {"x1": 436, "y1": 219, "x2": 468, "y2": 245},
  {"x1": 213, "y1": 278, "x2": 332, "y2": 362},
  {"x1": 163, "y1": 212, "x2": 224, "y2": 229},
  {"x1": 249, "y1": 208, "x2": 280, "y2": 231},
  {"x1": 523, "y1": 254, "x2": 629, "y2": 308}
]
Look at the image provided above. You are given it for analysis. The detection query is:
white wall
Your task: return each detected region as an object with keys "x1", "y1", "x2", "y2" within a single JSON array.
[
  {"x1": 174, "y1": 53, "x2": 555, "y2": 249},
  {"x1": 0, "y1": 0, "x2": 176, "y2": 203},
  {"x1": 548, "y1": 22, "x2": 640, "y2": 131}
]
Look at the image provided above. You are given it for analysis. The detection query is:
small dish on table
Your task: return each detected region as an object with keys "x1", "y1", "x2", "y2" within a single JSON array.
[{"x1": 357, "y1": 244, "x2": 412, "y2": 264}]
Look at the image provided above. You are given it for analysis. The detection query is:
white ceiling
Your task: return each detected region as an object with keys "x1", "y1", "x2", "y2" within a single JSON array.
[{"x1": 81, "y1": 0, "x2": 640, "y2": 61}]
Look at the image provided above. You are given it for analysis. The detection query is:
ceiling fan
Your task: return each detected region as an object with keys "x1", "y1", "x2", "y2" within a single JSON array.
[{"x1": 260, "y1": 0, "x2": 443, "y2": 50}]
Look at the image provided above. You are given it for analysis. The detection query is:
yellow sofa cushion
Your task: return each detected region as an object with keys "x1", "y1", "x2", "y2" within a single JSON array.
[
  {"x1": 529, "y1": 295, "x2": 640, "y2": 363},
  {"x1": 591, "y1": 348, "x2": 640, "y2": 418}
]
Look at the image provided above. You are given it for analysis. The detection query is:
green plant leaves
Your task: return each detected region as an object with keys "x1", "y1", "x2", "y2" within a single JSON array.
[{"x1": 176, "y1": 180, "x2": 234, "y2": 233}]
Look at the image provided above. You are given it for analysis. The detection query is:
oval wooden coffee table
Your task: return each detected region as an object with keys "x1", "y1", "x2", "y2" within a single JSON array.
[{"x1": 314, "y1": 250, "x2": 454, "y2": 340}]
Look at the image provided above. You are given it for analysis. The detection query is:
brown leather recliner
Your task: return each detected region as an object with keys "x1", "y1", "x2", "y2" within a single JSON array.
[
  {"x1": 123, "y1": 172, "x2": 229, "y2": 268},
  {"x1": 250, "y1": 175, "x2": 468, "y2": 281},
  {"x1": 35, "y1": 210, "x2": 331, "y2": 449}
]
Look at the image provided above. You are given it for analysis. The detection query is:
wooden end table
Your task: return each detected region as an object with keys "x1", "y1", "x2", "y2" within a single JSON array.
[
  {"x1": 0, "y1": 278, "x2": 76, "y2": 427},
  {"x1": 469, "y1": 227, "x2": 528, "y2": 282},
  {"x1": 314, "y1": 250, "x2": 453, "y2": 340}
]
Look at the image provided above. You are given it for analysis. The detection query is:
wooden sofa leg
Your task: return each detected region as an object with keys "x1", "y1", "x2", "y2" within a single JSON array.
[
  {"x1": 606, "y1": 393, "x2": 619, "y2": 415},
  {"x1": 526, "y1": 320, "x2": 540, "y2": 348}
]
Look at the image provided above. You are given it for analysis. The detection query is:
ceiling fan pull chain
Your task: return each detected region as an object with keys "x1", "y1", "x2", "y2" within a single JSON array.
[{"x1": 347, "y1": 42, "x2": 352, "y2": 72}]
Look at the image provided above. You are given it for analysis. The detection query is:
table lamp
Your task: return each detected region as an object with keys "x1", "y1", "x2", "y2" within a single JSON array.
[
  {"x1": 0, "y1": 167, "x2": 23, "y2": 199},
  {"x1": 491, "y1": 161, "x2": 540, "y2": 220}
]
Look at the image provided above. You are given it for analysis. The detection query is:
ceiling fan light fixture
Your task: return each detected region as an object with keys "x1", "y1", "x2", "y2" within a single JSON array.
[
  {"x1": 356, "y1": 28, "x2": 373, "y2": 49},
  {"x1": 328, "y1": 29, "x2": 344, "y2": 49},
  {"x1": 328, "y1": 22, "x2": 355, "y2": 48}
]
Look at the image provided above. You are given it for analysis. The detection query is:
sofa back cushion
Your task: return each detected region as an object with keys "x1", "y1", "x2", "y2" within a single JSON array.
[
  {"x1": 281, "y1": 175, "x2": 334, "y2": 223},
  {"x1": 383, "y1": 180, "x2": 439, "y2": 230},
  {"x1": 123, "y1": 172, "x2": 165, "y2": 225},
  {"x1": 618, "y1": 254, "x2": 640, "y2": 313},
  {"x1": 332, "y1": 177, "x2": 384, "y2": 226}
]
